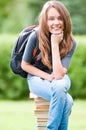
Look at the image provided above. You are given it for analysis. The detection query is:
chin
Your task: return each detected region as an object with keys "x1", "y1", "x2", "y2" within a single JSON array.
[{"x1": 51, "y1": 30, "x2": 63, "y2": 34}]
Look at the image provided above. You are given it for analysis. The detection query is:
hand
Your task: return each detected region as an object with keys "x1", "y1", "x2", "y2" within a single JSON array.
[
  {"x1": 51, "y1": 31, "x2": 63, "y2": 45},
  {"x1": 46, "y1": 73, "x2": 54, "y2": 82}
]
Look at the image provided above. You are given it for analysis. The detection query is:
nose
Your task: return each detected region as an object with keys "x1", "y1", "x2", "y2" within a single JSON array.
[{"x1": 54, "y1": 18, "x2": 59, "y2": 24}]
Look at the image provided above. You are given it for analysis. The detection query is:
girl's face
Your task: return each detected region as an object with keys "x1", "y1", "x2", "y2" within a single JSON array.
[{"x1": 47, "y1": 7, "x2": 64, "y2": 34}]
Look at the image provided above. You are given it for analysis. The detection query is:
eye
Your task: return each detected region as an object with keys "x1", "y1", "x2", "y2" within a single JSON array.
[
  {"x1": 48, "y1": 16, "x2": 55, "y2": 21},
  {"x1": 58, "y1": 16, "x2": 63, "y2": 21}
]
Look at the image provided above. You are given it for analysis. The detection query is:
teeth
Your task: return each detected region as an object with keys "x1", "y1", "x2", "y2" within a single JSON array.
[
  {"x1": 53, "y1": 25, "x2": 61, "y2": 28},
  {"x1": 52, "y1": 27, "x2": 61, "y2": 29}
]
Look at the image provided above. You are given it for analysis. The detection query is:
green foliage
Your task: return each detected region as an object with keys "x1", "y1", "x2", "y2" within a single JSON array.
[
  {"x1": 26, "y1": 0, "x2": 47, "y2": 24},
  {"x1": 0, "y1": 0, "x2": 86, "y2": 34},
  {"x1": 0, "y1": 34, "x2": 29, "y2": 100},
  {"x1": 0, "y1": 0, "x2": 29, "y2": 33},
  {"x1": 68, "y1": 36, "x2": 86, "y2": 99}
]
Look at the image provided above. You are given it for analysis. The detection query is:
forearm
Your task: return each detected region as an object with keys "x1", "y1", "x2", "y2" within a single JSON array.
[
  {"x1": 21, "y1": 60, "x2": 54, "y2": 81},
  {"x1": 52, "y1": 44, "x2": 67, "y2": 79}
]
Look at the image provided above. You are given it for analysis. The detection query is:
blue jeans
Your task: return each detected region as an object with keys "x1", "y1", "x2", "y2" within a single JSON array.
[{"x1": 27, "y1": 74, "x2": 73, "y2": 130}]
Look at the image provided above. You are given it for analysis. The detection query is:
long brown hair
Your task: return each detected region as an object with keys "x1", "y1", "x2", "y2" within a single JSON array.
[{"x1": 38, "y1": 0, "x2": 73, "y2": 69}]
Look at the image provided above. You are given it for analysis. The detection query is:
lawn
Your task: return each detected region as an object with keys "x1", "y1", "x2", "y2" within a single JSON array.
[
  {"x1": 69, "y1": 100, "x2": 86, "y2": 130},
  {"x1": 0, "y1": 100, "x2": 86, "y2": 130}
]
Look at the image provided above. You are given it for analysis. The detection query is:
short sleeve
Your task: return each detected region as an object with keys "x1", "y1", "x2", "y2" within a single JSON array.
[
  {"x1": 22, "y1": 31, "x2": 37, "y2": 63},
  {"x1": 61, "y1": 40, "x2": 76, "y2": 69}
]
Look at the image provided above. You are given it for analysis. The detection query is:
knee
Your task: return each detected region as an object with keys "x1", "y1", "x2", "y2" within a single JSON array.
[
  {"x1": 65, "y1": 94, "x2": 73, "y2": 115},
  {"x1": 67, "y1": 94, "x2": 73, "y2": 108},
  {"x1": 52, "y1": 78, "x2": 70, "y2": 94}
]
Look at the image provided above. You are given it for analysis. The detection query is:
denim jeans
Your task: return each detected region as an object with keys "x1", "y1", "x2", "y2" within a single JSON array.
[{"x1": 27, "y1": 74, "x2": 73, "y2": 130}]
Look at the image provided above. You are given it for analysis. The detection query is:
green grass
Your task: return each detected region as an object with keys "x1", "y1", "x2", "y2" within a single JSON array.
[
  {"x1": 69, "y1": 99, "x2": 86, "y2": 130},
  {"x1": 0, "y1": 100, "x2": 35, "y2": 130},
  {"x1": 0, "y1": 100, "x2": 86, "y2": 130}
]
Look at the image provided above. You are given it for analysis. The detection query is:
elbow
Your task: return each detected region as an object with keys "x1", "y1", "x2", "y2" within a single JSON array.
[
  {"x1": 60, "y1": 67, "x2": 67, "y2": 77},
  {"x1": 21, "y1": 60, "x2": 26, "y2": 71},
  {"x1": 21, "y1": 60, "x2": 31, "y2": 72},
  {"x1": 54, "y1": 67, "x2": 67, "y2": 79},
  {"x1": 63, "y1": 67, "x2": 67, "y2": 75}
]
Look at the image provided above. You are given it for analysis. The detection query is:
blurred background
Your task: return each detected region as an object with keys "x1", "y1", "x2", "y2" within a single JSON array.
[
  {"x1": 0, "y1": 0, "x2": 86, "y2": 129},
  {"x1": 0, "y1": 0, "x2": 86, "y2": 100}
]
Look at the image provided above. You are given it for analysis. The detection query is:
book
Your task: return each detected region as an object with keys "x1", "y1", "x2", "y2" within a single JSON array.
[
  {"x1": 34, "y1": 111, "x2": 48, "y2": 118},
  {"x1": 34, "y1": 97, "x2": 50, "y2": 104},
  {"x1": 33, "y1": 97, "x2": 50, "y2": 130},
  {"x1": 37, "y1": 118, "x2": 48, "y2": 121},
  {"x1": 35, "y1": 104, "x2": 49, "y2": 110}
]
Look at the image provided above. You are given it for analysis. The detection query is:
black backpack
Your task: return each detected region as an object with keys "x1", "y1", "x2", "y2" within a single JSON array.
[{"x1": 10, "y1": 25, "x2": 39, "y2": 78}]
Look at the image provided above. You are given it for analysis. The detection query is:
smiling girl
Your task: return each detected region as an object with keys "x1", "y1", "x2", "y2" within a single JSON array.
[{"x1": 21, "y1": 1, "x2": 76, "y2": 130}]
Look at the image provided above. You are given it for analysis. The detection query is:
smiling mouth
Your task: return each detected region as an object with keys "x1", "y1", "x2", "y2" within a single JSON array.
[
  {"x1": 52, "y1": 25, "x2": 62, "y2": 30},
  {"x1": 52, "y1": 28, "x2": 62, "y2": 33},
  {"x1": 53, "y1": 28, "x2": 61, "y2": 31}
]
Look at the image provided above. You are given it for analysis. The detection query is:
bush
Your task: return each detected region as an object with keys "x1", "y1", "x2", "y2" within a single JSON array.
[
  {"x1": 0, "y1": 34, "x2": 86, "y2": 99},
  {"x1": 68, "y1": 36, "x2": 86, "y2": 99}
]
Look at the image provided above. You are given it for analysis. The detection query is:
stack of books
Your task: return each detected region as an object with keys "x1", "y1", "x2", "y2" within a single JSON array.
[{"x1": 34, "y1": 97, "x2": 50, "y2": 130}]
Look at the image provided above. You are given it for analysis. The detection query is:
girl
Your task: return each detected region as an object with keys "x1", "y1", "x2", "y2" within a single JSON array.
[{"x1": 21, "y1": 1, "x2": 76, "y2": 130}]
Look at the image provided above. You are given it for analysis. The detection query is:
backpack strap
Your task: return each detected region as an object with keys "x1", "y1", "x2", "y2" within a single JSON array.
[{"x1": 33, "y1": 27, "x2": 40, "y2": 57}]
